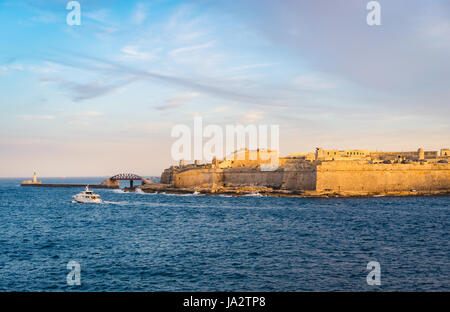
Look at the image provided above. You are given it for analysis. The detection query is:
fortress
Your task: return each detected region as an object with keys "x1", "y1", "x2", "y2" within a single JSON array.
[{"x1": 140, "y1": 147, "x2": 450, "y2": 197}]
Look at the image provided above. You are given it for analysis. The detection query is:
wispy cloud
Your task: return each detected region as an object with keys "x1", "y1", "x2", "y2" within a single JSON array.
[
  {"x1": 67, "y1": 110, "x2": 104, "y2": 126},
  {"x1": 31, "y1": 11, "x2": 57, "y2": 24},
  {"x1": 76, "y1": 111, "x2": 104, "y2": 117},
  {"x1": 84, "y1": 9, "x2": 110, "y2": 24},
  {"x1": 44, "y1": 53, "x2": 279, "y2": 106},
  {"x1": 131, "y1": 2, "x2": 147, "y2": 25},
  {"x1": 229, "y1": 63, "x2": 275, "y2": 72},
  {"x1": 242, "y1": 110, "x2": 264, "y2": 123},
  {"x1": 95, "y1": 26, "x2": 119, "y2": 40},
  {"x1": 18, "y1": 114, "x2": 55, "y2": 120},
  {"x1": 28, "y1": 61, "x2": 59, "y2": 74},
  {"x1": 234, "y1": 0, "x2": 450, "y2": 102},
  {"x1": 1, "y1": 63, "x2": 24, "y2": 74},
  {"x1": 40, "y1": 76, "x2": 135, "y2": 102},
  {"x1": 121, "y1": 46, "x2": 155, "y2": 61},
  {"x1": 169, "y1": 41, "x2": 215, "y2": 57},
  {"x1": 293, "y1": 73, "x2": 337, "y2": 91},
  {"x1": 82, "y1": 8, "x2": 121, "y2": 40},
  {"x1": 213, "y1": 106, "x2": 228, "y2": 113},
  {"x1": 155, "y1": 92, "x2": 200, "y2": 110},
  {"x1": 418, "y1": 14, "x2": 450, "y2": 50}
]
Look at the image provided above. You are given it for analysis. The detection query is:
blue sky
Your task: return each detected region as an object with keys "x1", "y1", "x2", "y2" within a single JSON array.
[{"x1": 0, "y1": 0, "x2": 449, "y2": 177}]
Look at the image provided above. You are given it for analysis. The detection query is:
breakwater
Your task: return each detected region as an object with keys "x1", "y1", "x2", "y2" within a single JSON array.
[
  {"x1": 20, "y1": 183, "x2": 118, "y2": 189},
  {"x1": 20, "y1": 177, "x2": 120, "y2": 189}
]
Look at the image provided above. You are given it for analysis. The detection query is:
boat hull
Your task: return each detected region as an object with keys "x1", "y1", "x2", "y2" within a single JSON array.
[{"x1": 72, "y1": 195, "x2": 102, "y2": 204}]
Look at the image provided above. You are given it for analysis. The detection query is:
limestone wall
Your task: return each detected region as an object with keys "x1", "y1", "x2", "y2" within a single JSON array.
[
  {"x1": 171, "y1": 166, "x2": 317, "y2": 191},
  {"x1": 173, "y1": 168, "x2": 224, "y2": 188},
  {"x1": 316, "y1": 161, "x2": 450, "y2": 192},
  {"x1": 223, "y1": 169, "x2": 284, "y2": 188},
  {"x1": 165, "y1": 159, "x2": 450, "y2": 194},
  {"x1": 160, "y1": 167, "x2": 177, "y2": 184},
  {"x1": 281, "y1": 170, "x2": 316, "y2": 190}
]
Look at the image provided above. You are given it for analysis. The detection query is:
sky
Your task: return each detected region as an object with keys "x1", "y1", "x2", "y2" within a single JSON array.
[{"x1": 0, "y1": 0, "x2": 449, "y2": 177}]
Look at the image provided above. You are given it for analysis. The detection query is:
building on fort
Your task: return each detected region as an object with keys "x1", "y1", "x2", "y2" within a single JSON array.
[{"x1": 153, "y1": 147, "x2": 450, "y2": 196}]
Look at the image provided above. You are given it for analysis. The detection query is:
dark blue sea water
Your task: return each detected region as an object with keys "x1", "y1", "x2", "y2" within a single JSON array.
[{"x1": 0, "y1": 178, "x2": 448, "y2": 291}]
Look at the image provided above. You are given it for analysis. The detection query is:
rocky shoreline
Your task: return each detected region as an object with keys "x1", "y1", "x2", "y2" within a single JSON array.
[{"x1": 131, "y1": 183, "x2": 450, "y2": 198}]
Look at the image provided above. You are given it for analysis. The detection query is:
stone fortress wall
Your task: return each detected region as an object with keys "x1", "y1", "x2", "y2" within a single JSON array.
[
  {"x1": 160, "y1": 147, "x2": 450, "y2": 194},
  {"x1": 316, "y1": 161, "x2": 449, "y2": 192}
]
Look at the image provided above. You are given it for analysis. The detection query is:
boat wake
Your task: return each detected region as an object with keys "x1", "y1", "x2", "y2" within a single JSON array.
[
  {"x1": 111, "y1": 189, "x2": 157, "y2": 195},
  {"x1": 243, "y1": 192, "x2": 264, "y2": 197},
  {"x1": 134, "y1": 189, "x2": 158, "y2": 195},
  {"x1": 156, "y1": 191, "x2": 204, "y2": 196},
  {"x1": 111, "y1": 189, "x2": 205, "y2": 197},
  {"x1": 102, "y1": 200, "x2": 131, "y2": 205}
]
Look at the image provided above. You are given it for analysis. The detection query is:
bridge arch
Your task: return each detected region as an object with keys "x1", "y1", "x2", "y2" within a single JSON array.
[
  {"x1": 110, "y1": 173, "x2": 143, "y2": 181},
  {"x1": 108, "y1": 173, "x2": 144, "y2": 188}
]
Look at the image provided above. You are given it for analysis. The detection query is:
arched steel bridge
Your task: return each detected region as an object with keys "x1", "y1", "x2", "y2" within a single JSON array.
[
  {"x1": 110, "y1": 173, "x2": 143, "y2": 181},
  {"x1": 110, "y1": 173, "x2": 143, "y2": 188}
]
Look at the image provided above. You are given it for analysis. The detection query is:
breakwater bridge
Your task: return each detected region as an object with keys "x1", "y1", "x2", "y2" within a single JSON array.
[{"x1": 21, "y1": 173, "x2": 152, "y2": 189}]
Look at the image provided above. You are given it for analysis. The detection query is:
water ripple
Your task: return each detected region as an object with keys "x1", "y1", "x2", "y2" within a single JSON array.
[{"x1": 0, "y1": 178, "x2": 448, "y2": 291}]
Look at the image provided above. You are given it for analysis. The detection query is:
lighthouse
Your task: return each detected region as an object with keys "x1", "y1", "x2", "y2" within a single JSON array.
[{"x1": 21, "y1": 172, "x2": 42, "y2": 185}]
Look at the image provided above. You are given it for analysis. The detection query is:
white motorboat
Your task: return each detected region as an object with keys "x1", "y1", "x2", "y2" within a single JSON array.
[{"x1": 72, "y1": 185, "x2": 102, "y2": 204}]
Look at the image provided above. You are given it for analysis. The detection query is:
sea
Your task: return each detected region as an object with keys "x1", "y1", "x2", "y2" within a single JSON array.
[{"x1": 0, "y1": 177, "x2": 448, "y2": 291}]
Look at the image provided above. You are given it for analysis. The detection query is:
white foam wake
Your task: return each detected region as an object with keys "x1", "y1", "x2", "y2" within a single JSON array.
[{"x1": 243, "y1": 192, "x2": 263, "y2": 197}]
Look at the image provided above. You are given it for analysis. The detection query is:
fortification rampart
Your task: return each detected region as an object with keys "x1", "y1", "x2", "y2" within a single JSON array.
[
  {"x1": 171, "y1": 165, "x2": 318, "y2": 190},
  {"x1": 281, "y1": 170, "x2": 317, "y2": 190},
  {"x1": 222, "y1": 169, "x2": 284, "y2": 188},
  {"x1": 173, "y1": 168, "x2": 224, "y2": 188},
  {"x1": 158, "y1": 147, "x2": 450, "y2": 196},
  {"x1": 316, "y1": 161, "x2": 450, "y2": 192},
  {"x1": 167, "y1": 161, "x2": 450, "y2": 194}
]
